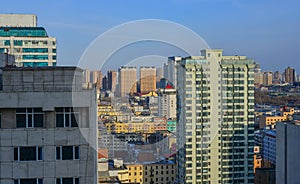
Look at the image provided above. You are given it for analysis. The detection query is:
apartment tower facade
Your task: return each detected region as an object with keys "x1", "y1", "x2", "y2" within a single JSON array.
[
  {"x1": 176, "y1": 49, "x2": 255, "y2": 183},
  {"x1": 0, "y1": 14, "x2": 56, "y2": 67},
  {"x1": 140, "y1": 66, "x2": 156, "y2": 93},
  {"x1": 118, "y1": 66, "x2": 137, "y2": 97}
]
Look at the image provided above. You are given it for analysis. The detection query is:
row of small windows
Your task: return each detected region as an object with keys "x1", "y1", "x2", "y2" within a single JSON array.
[
  {"x1": 22, "y1": 48, "x2": 48, "y2": 53},
  {"x1": 1, "y1": 40, "x2": 55, "y2": 46},
  {"x1": 13, "y1": 178, "x2": 79, "y2": 184},
  {"x1": 129, "y1": 170, "x2": 174, "y2": 175},
  {"x1": 15, "y1": 107, "x2": 79, "y2": 128},
  {"x1": 23, "y1": 55, "x2": 49, "y2": 60},
  {"x1": 0, "y1": 48, "x2": 56, "y2": 54},
  {"x1": 23, "y1": 62, "x2": 56, "y2": 67},
  {"x1": 13, "y1": 146, "x2": 79, "y2": 161},
  {"x1": 222, "y1": 67, "x2": 246, "y2": 72}
]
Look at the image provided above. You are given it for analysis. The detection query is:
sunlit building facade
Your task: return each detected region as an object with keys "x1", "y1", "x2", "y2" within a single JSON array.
[
  {"x1": 177, "y1": 49, "x2": 255, "y2": 183},
  {"x1": 0, "y1": 14, "x2": 56, "y2": 67}
]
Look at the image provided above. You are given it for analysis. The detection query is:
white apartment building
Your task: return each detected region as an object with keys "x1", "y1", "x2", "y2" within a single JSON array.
[
  {"x1": 163, "y1": 56, "x2": 181, "y2": 88},
  {"x1": 176, "y1": 49, "x2": 255, "y2": 184},
  {"x1": 158, "y1": 85, "x2": 176, "y2": 119},
  {"x1": 0, "y1": 67, "x2": 98, "y2": 184}
]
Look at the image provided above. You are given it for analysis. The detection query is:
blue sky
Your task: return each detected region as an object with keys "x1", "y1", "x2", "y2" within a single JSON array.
[{"x1": 1, "y1": 0, "x2": 299, "y2": 72}]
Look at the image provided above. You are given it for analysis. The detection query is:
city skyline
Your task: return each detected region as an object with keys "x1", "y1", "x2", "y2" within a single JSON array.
[{"x1": 0, "y1": 0, "x2": 299, "y2": 72}]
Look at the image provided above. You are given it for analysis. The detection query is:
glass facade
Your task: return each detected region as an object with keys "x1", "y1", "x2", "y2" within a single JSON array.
[
  {"x1": 0, "y1": 26, "x2": 56, "y2": 67},
  {"x1": 23, "y1": 55, "x2": 48, "y2": 60},
  {"x1": 0, "y1": 27, "x2": 48, "y2": 37},
  {"x1": 22, "y1": 48, "x2": 48, "y2": 53},
  {"x1": 23, "y1": 62, "x2": 49, "y2": 67}
]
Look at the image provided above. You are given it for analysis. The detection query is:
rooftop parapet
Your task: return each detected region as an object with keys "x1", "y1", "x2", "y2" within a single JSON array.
[{"x1": 0, "y1": 66, "x2": 90, "y2": 92}]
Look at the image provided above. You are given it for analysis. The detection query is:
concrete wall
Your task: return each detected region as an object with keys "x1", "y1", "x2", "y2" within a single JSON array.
[
  {"x1": 276, "y1": 122, "x2": 300, "y2": 184},
  {"x1": 0, "y1": 67, "x2": 98, "y2": 183},
  {"x1": 0, "y1": 14, "x2": 37, "y2": 27}
]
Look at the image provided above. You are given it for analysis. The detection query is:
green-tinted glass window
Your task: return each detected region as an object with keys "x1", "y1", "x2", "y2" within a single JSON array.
[
  {"x1": 13, "y1": 40, "x2": 23, "y2": 46},
  {"x1": 0, "y1": 27, "x2": 48, "y2": 37},
  {"x1": 4, "y1": 40, "x2": 10, "y2": 46},
  {"x1": 23, "y1": 62, "x2": 49, "y2": 67},
  {"x1": 52, "y1": 49, "x2": 56, "y2": 53},
  {"x1": 22, "y1": 48, "x2": 48, "y2": 53},
  {"x1": 23, "y1": 55, "x2": 48, "y2": 60}
]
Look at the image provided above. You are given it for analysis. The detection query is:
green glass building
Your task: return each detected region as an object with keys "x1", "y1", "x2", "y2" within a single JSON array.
[{"x1": 0, "y1": 26, "x2": 56, "y2": 67}]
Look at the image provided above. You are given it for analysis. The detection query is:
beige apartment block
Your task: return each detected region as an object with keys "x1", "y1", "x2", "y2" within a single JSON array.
[{"x1": 140, "y1": 66, "x2": 156, "y2": 93}]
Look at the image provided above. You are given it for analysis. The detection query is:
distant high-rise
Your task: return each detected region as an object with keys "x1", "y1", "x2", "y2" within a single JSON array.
[
  {"x1": 0, "y1": 14, "x2": 56, "y2": 67},
  {"x1": 284, "y1": 67, "x2": 295, "y2": 83},
  {"x1": 90, "y1": 70, "x2": 100, "y2": 84},
  {"x1": 163, "y1": 56, "x2": 181, "y2": 88},
  {"x1": 96, "y1": 71, "x2": 102, "y2": 90},
  {"x1": 118, "y1": 66, "x2": 137, "y2": 97},
  {"x1": 273, "y1": 71, "x2": 281, "y2": 81},
  {"x1": 140, "y1": 66, "x2": 156, "y2": 93},
  {"x1": 102, "y1": 75, "x2": 108, "y2": 90},
  {"x1": 177, "y1": 49, "x2": 255, "y2": 183},
  {"x1": 83, "y1": 69, "x2": 90, "y2": 84},
  {"x1": 254, "y1": 72, "x2": 263, "y2": 85},
  {"x1": 156, "y1": 67, "x2": 164, "y2": 82},
  {"x1": 158, "y1": 84, "x2": 176, "y2": 119},
  {"x1": 263, "y1": 72, "x2": 273, "y2": 86},
  {"x1": 107, "y1": 70, "x2": 117, "y2": 93}
]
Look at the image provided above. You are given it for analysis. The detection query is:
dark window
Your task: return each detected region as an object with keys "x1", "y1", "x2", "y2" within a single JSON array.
[
  {"x1": 62, "y1": 178, "x2": 73, "y2": 184},
  {"x1": 14, "y1": 147, "x2": 42, "y2": 161},
  {"x1": 16, "y1": 108, "x2": 44, "y2": 128},
  {"x1": 20, "y1": 147, "x2": 36, "y2": 161},
  {"x1": 74, "y1": 146, "x2": 79, "y2": 159},
  {"x1": 14, "y1": 179, "x2": 43, "y2": 184},
  {"x1": 56, "y1": 178, "x2": 79, "y2": 184},
  {"x1": 56, "y1": 146, "x2": 79, "y2": 160},
  {"x1": 56, "y1": 147, "x2": 61, "y2": 160},
  {"x1": 62, "y1": 146, "x2": 73, "y2": 160},
  {"x1": 55, "y1": 108, "x2": 79, "y2": 127}
]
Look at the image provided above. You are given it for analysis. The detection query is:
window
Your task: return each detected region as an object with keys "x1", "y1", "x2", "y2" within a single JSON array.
[
  {"x1": 14, "y1": 147, "x2": 42, "y2": 161},
  {"x1": 16, "y1": 108, "x2": 44, "y2": 128},
  {"x1": 22, "y1": 48, "x2": 48, "y2": 53},
  {"x1": 56, "y1": 146, "x2": 79, "y2": 160},
  {"x1": 56, "y1": 108, "x2": 79, "y2": 127},
  {"x1": 14, "y1": 179, "x2": 43, "y2": 184},
  {"x1": 56, "y1": 178, "x2": 79, "y2": 184}
]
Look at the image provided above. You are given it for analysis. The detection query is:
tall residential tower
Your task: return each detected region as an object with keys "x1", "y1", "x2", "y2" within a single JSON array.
[
  {"x1": 140, "y1": 66, "x2": 156, "y2": 93},
  {"x1": 118, "y1": 66, "x2": 137, "y2": 97},
  {"x1": 176, "y1": 49, "x2": 255, "y2": 183}
]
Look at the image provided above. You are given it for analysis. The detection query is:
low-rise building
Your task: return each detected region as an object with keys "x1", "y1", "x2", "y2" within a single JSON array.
[
  {"x1": 126, "y1": 161, "x2": 176, "y2": 184},
  {"x1": 259, "y1": 107, "x2": 294, "y2": 128}
]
